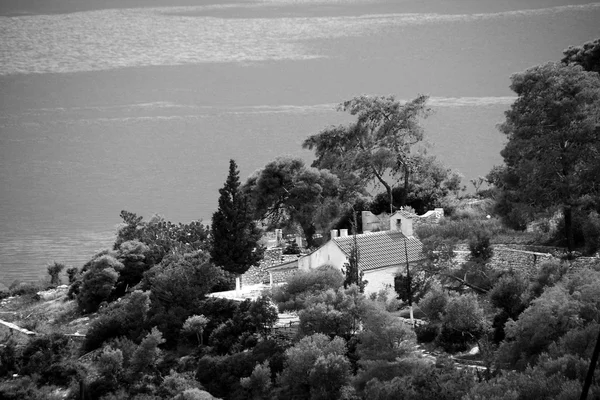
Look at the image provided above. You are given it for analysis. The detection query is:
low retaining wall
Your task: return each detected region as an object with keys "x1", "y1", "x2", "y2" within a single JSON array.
[
  {"x1": 452, "y1": 244, "x2": 600, "y2": 274},
  {"x1": 453, "y1": 244, "x2": 554, "y2": 273}
]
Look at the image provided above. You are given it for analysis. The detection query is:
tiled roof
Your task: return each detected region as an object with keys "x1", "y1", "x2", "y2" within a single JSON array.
[
  {"x1": 267, "y1": 259, "x2": 299, "y2": 271},
  {"x1": 333, "y1": 231, "x2": 424, "y2": 272}
]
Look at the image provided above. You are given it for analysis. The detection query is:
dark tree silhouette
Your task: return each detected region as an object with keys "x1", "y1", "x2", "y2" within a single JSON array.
[{"x1": 211, "y1": 159, "x2": 264, "y2": 275}]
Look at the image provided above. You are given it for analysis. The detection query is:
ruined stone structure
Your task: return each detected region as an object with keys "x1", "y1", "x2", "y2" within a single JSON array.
[{"x1": 241, "y1": 248, "x2": 300, "y2": 286}]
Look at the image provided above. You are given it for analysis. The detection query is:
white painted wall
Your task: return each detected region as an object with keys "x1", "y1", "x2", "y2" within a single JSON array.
[
  {"x1": 298, "y1": 241, "x2": 348, "y2": 272},
  {"x1": 363, "y1": 265, "x2": 402, "y2": 296}
]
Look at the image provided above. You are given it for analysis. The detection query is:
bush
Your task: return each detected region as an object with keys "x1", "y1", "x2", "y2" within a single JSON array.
[
  {"x1": 145, "y1": 251, "x2": 224, "y2": 345},
  {"x1": 42, "y1": 360, "x2": 85, "y2": 386},
  {"x1": 0, "y1": 377, "x2": 44, "y2": 400},
  {"x1": 277, "y1": 334, "x2": 349, "y2": 400},
  {"x1": 583, "y1": 211, "x2": 600, "y2": 255},
  {"x1": 469, "y1": 232, "x2": 493, "y2": 261},
  {"x1": 158, "y1": 370, "x2": 203, "y2": 398},
  {"x1": 84, "y1": 291, "x2": 151, "y2": 352},
  {"x1": 77, "y1": 255, "x2": 123, "y2": 313},
  {"x1": 415, "y1": 323, "x2": 440, "y2": 344},
  {"x1": 8, "y1": 280, "x2": 43, "y2": 297},
  {"x1": 437, "y1": 294, "x2": 488, "y2": 353},
  {"x1": 415, "y1": 217, "x2": 506, "y2": 242},
  {"x1": 196, "y1": 353, "x2": 262, "y2": 399},
  {"x1": 195, "y1": 297, "x2": 239, "y2": 338},
  {"x1": 271, "y1": 265, "x2": 344, "y2": 311},
  {"x1": 20, "y1": 333, "x2": 72, "y2": 383},
  {"x1": 66, "y1": 267, "x2": 80, "y2": 284},
  {"x1": 417, "y1": 286, "x2": 448, "y2": 323},
  {"x1": 113, "y1": 240, "x2": 153, "y2": 297},
  {"x1": 283, "y1": 240, "x2": 301, "y2": 255},
  {"x1": 47, "y1": 262, "x2": 65, "y2": 286},
  {"x1": 0, "y1": 339, "x2": 20, "y2": 377},
  {"x1": 208, "y1": 296, "x2": 278, "y2": 354}
]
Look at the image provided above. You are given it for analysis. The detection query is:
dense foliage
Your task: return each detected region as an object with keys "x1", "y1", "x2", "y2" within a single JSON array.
[
  {"x1": 4, "y1": 37, "x2": 600, "y2": 400},
  {"x1": 211, "y1": 159, "x2": 265, "y2": 275}
]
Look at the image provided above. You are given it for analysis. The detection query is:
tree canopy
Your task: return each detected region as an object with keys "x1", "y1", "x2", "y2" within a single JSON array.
[
  {"x1": 497, "y1": 62, "x2": 600, "y2": 250},
  {"x1": 243, "y1": 157, "x2": 341, "y2": 248},
  {"x1": 211, "y1": 159, "x2": 264, "y2": 275},
  {"x1": 562, "y1": 37, "x2": 600, "y2": 74},
  {"x1": 303, "y1": 94, "x2": 433, "y2": 211}
]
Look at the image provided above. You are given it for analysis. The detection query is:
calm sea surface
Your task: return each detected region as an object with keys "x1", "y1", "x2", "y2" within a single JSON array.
[{"x1": 1, "y1": 0, "x2": 599, "y2": 286}]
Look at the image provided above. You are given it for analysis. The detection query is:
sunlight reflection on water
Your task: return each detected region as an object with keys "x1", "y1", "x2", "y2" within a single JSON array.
[{"x1": 1, "y1": 3, "x2": 599, "y2": 75}]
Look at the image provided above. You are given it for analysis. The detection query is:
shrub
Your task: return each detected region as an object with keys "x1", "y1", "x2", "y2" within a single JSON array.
[
  {"x1": 437, "y1": 294, "x2": 488, "y2": 353},
  {"x1": 158, "y1": 370, "x2": 203, "y2": 398},
  {"x1": 77, "y1": 255, "x2": 123, "y2": 313},
  {"x1": 357, "y1": 301, "x2": 416, "y2": 361},
  {"x1": 0, "y1": 377, "x2": 43, "y2": 400},
  {"x1": 114, "y1": 240, "x2": 153, "y2": 297},
  {"x1": 97, "y1": 347, "x2": 124, "y2": 382},
  {"x1": 415, "y1": 323, "x2": 440, "y2": 344},
  {"x1": 182, "y1": 315, "x2": 209, "y2": 345},
  {"x1": 208, "y1": 296, "x2": 278, "y2": 354},
  {"x1": 0, "y1": 339, "x2": 20, "y2": 377},
  {"x1": 583, "y1": 211, "x2": 600, "y2": 255},
  {"x1": 415, "y1": 217, "x2": 506, "y2": 242},
  {"x1": 417, "y1": 285, "x2": 448, "y2": 323},
  {"x1": 496, "y1": 284, "x2": 581, "y2": 369},
  {"x1": 196, "y1": 353, "x2": 259, "y2": 398},
  {"x1": 84, "y1": 291, "x2": 151, "y2": 352},
  {"x1": 271, "y1": 265, "x2": 344, "y2": 311},
  {"x1": 469, "y1": 232, "x2": 493, "y2": 261},
  {"x1": 43, "y1": 360, "x2": 85, "y2": 386},
  {"x1": 283, "y1": 240, "x2": 301, "y2": 255},
  {"x1": 277, "y1": 334, "x2": 349, "y2": 400},
  {"x1": 47, "y1": 262, "x2": 65, "y2": 286},
  {"x1": 129, "y1": 327, "x2": 165, "y2": 378},
  {"x1": 240, "y1": 361, "x2": 272, "y2": 400},
  {"x1": 66, "y1": 267, "x2": 80, "y2": 284},
  {"x1": 145, "y1": 251, "x2": 224, "y2": 345},
  {"x1": 195, "y1": 297, "x2": 239, "y2": 337},
  {"x1": 489, "y1": 272, "x2": 528, "y2": 318},
  {"x1": 20, "y1": 333, "x2": 72, "y2": 382},
  {"x1": 8, "y1": 280, "x2": 43, "y2": 297}
]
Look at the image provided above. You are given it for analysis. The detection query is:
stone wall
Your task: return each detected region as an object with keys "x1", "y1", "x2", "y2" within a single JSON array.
[
  {"x1": 271, "y1": 266, "x2": 298, "y2": 284},
  {"x1": 242, "y1": 248, "x2": 300, "y2": 286},
  {"x1": 452, "y1": 244, "x2": 556, "y2": 275}
]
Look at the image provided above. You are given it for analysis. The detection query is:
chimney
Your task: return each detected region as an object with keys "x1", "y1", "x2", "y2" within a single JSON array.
[
  {"x1": 340, "y1": 229, "x2": 348, "y2": 237},
  {"x1": 330, "y1": 229, "x2": 338, "y2": 239}
]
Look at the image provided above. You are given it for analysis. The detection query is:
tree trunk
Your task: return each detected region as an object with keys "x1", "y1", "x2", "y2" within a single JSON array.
[
  {"x1": 580, "y1": 325, "x2": 600, "y2": 400},
  {"x1": 404, "y1": 237, "x2": 414, "y2": 328},
  {"x1": 564, "y1": 205, "x2": 574, "y2": 252},
  {"x1": 402, "y1": 164, "x2": 410, "y2": 206},
  {"x1": 370, "y1": 165, "x2": 393, "y2": 214}
]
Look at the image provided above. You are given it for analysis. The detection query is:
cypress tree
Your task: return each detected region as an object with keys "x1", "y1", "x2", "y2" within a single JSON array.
[{"x1": 211, "y1": 159, "x2": 264, "y2": 275}]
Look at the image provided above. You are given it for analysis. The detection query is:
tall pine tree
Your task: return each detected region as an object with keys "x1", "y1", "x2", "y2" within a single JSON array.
[{"x1": 211, "y1": 160, "x2": 264, "y2": 275}]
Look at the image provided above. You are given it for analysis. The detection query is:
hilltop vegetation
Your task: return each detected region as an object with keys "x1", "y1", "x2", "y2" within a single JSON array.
[{"x1": 1, "y1": 38, "x2": 600, "y2": 400}]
